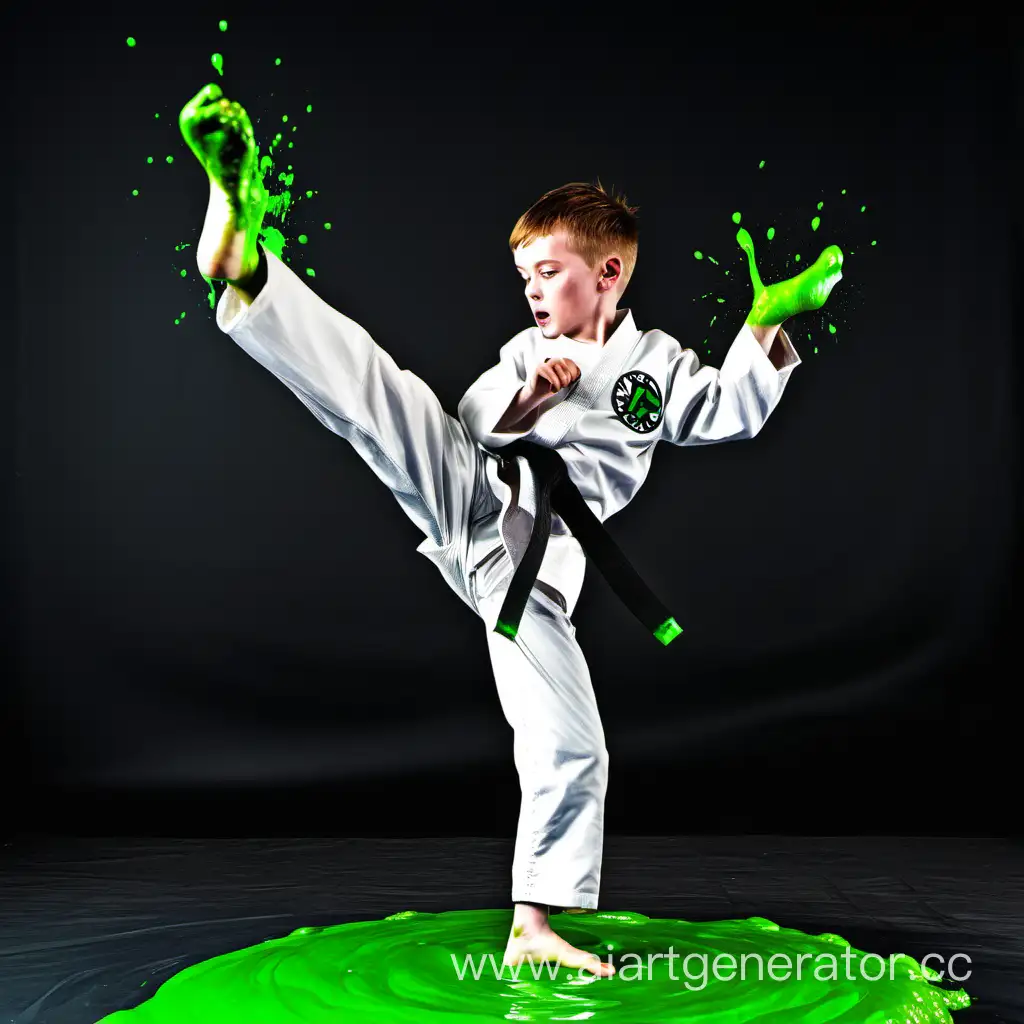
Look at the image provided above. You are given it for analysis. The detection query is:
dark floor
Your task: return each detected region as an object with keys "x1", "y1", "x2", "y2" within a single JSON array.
[{"x1": 0, "y1": 836, "x2": 1020, "y2": 1023}]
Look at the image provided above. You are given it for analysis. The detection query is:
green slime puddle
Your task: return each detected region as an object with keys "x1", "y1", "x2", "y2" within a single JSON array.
[{"x1": 94, "y1": 909, "x2": 970, "y2": 1023}]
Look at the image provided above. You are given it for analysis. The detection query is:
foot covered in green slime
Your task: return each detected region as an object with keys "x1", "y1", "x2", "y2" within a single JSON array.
[
  {"x1": 179, "y1": 83, "x2": 268, "y2": 280},
  {"x1": 738, "y1": 227, "x2": 843, "y2": 326}
]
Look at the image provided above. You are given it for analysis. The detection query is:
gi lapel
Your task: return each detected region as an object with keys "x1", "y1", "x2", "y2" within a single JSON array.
[{"x1": 530, "y1": 309, "x2": 644, "y2": 448}]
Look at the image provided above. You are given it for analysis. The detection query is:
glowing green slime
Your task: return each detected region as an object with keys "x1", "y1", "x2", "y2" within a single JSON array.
[
  {"x1": 737, "y1": 228, "x2": 844, "y2": 326},
  {"x1": 92, "y1": 909, "x2": 971, "y2": 1023}
]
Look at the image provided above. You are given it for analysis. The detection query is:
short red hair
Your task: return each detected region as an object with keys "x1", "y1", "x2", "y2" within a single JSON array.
[{"x1": 509, "y1": 179, "x2": 639, "y2": 293}]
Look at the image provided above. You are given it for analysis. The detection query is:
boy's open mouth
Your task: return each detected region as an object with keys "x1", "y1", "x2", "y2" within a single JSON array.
[{"x1": 536, "y1": 311, "x2": 550, "y2": 324}]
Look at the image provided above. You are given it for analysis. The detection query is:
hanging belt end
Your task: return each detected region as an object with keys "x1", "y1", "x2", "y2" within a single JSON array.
[
  {"x1": 495, "y1": 619, "x2": 519, "y2": 641},
  {"x1": 654, "y1": 617, "x2": 683, "y2": 646}
]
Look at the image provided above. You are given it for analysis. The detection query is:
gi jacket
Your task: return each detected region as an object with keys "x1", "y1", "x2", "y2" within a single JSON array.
[{"x1": 454, "y1": 308, "x2": 801, "y2": 616}]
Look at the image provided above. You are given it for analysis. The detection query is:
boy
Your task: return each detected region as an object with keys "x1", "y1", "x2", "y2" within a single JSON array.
[{"x1": 179, "y1": 84, "x2": 842, "y2": 979}]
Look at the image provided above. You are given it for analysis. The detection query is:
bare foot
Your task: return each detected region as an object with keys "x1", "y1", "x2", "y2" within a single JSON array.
[
  {"x1": 178, "y1": 83, "x2": 268, "y2": 283},
  {"x1": 503, "y1": 921, "x2": 615, "y2": 978}
]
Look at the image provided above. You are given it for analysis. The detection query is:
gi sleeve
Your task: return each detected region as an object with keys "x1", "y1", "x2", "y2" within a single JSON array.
[
  {"x1": 661, "y1": 324, "x2": 801, "y2": 446},
  {"x1": 457, "y1": 331, "x2": 533, "y2": 449}
]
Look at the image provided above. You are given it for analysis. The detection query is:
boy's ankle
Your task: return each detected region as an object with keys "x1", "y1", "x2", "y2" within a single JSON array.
[{"x1": 227, "y1": 253, "x2": 266, "y2": 308}]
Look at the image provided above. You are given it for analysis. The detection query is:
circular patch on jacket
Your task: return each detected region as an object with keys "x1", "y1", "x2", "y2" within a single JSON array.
[{"x1": 612, "y1": 370, "x2": 663, "y2": 433}]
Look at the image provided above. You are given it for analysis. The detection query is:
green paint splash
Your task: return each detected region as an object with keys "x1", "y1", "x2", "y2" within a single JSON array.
[
  {"x1": 176, "y1": 82, "x2": 326, "y2": 310},
  {"x1": 91, "y1": 909, "x2": 971, "y2": 1024},
  {"x1": 737, "y1": 227, "x2": 844, "y2": 326}
]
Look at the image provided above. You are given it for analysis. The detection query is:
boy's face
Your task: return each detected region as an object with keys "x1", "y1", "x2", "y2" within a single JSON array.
[{"x1": 514, "y1": 230, "x2": 608, "y2": 340}]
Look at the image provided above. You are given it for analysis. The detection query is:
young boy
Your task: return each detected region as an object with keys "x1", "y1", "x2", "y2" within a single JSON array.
[{"x1": 179, "y1": 84, "x2": 842, "y2": 979}]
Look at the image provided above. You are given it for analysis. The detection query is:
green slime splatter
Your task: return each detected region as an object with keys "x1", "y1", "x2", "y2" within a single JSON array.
[
  {"x1": 737, "y1": 228, "x2": 844, "y2": 326},
  {"x1": 177, "y1": 83, "x2": 322, "y2": 307},
  {"x1": 92, "y1": 909, "x2": 971, "y2": 1023}
]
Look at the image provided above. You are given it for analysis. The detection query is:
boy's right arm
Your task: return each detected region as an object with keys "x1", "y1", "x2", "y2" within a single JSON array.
[
  {"x1": 459, "y1": 344, "x2": 580, "y2": 445},
  {"x1": 458, "y1": 337, "x2": 534, "y2": 447}
]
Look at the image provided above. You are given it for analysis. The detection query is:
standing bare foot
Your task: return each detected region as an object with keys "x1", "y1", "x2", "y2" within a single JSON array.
[
  {"x1": 503, "y1": 903, "x2": 615, "y2": 978},
  {"x1": 178, "y1": 83, "x2": 268, "y2": 286}
]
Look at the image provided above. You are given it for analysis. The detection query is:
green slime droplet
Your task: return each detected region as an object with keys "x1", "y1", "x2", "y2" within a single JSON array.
[
  {"x1": 694, "y1": 251, "x2": 703, "y2": 260},
  {"x1": 731, "y1": 211, "x2": 742, "y2": 225},
  {"x1": 91, "y1": 909, "x2": 972, "y2": 1024},
  {"x1": 218, "y1": 19, "x2": 228, "y2": 30},
  {"x1": 126, "y1": 37, "x2": 136, "y2": 47},
  {"x1": 829, "y1": 323, "x2": 837, "y2": 334},
  {"x1": 759, "y1": 159, "x2": 765, "y2": 168},
  {"x1": 737, "y1": 228, "x2": 844, "y2": 326},
  {"x1": 767, "y1": 227, "x2": 775, "y2": 241},
  {"x1": 275, "y1": 57, "x2": 282, "y2": 65},
  {"x1": 211, "y1": 53, "x2": 224, "y2": 76},
  {"x1": 811, "y1": 216, "x2": 821, "y2": 231}
]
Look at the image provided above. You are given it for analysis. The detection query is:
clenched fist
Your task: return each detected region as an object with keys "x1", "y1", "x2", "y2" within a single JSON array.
[{"x1": 526, "y1": 357, "x2": 581, "y2": 400}]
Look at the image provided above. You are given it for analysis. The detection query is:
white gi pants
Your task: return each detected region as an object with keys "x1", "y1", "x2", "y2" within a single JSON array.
[{"x1": 216, "y1": 244, "x2": 607, "y2": 910}]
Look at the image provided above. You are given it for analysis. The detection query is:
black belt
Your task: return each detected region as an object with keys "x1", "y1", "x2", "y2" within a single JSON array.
[{"x1": 484, "y1": 439, "x2": 682, "y2": 647}]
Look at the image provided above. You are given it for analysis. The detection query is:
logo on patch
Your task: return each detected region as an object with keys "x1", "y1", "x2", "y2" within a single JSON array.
[{"x1": 612, "y1": 371, "x2": 663, "y2": 433}]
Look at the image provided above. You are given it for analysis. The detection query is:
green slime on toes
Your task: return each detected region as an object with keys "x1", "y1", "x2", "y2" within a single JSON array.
[
  {"x1": 92, "y1": 908, "x2": 971, "y2": 1023},
  {"x1": 178, "y1": 83, "x2": 269, "y2": 282},
  {"x1": 737, "y1": 227, "x2": 844, "y2": 326}
]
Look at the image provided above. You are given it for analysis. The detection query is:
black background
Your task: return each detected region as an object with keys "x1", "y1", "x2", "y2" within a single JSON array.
[{"x1": 6, "y1": 13, "x2": 1021, "y2": 836}]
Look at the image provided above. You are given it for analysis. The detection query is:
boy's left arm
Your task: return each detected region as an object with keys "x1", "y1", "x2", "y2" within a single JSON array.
[{"x1": 660, "y1": 325, "x2": 801, "y2": 446}]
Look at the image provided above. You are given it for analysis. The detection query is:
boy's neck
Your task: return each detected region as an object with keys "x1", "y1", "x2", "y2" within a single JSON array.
[{"x1": 569, "y1": 307, "x2": 626, "y2": 347}]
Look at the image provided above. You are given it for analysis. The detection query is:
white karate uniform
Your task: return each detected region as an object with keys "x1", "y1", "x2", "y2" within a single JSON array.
[{"x1": 215, "y1": 241, "x2": 800, "y2": 910}]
